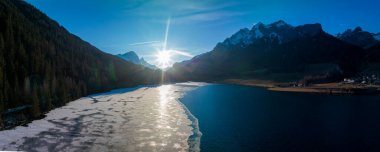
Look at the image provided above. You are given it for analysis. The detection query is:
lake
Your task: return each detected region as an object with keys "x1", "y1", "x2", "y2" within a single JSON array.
[
  {"x1": 180, "y1": 84, "x2": 380, "y2": 152},
  {"x1": 1, "y1": 83, "x2": 380, "y2": 152}
]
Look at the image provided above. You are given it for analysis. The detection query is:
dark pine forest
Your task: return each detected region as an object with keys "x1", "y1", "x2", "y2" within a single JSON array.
[{"x1": 0, "y1": 0, "x2": 161, "y2": 128}]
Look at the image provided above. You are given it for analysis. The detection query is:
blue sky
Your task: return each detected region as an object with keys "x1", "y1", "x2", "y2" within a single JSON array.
[{"x1": 26, "y1": 0, "x2": 380, "y2": 65}]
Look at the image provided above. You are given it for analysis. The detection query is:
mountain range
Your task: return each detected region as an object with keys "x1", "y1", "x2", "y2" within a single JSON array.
[
  {"x1": 169, "y1": 20, "x2": 380, "y2": 83},
  {"x1": 1, "y1": 0, "x2": 380, "y2": 129},
  {"x1": 337, "y1": 27, "x2": 380, "y2": 49},
  {"x1": 117, "y1": 51, "x2": 157, "y2": 69}
]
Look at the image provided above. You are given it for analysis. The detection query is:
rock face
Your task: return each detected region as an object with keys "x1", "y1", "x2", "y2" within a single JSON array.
[
  {"x1": 221, "y1": 21, "x2": 323, "y2": 47},
  {"x1": 117, "y1": 51, "x2": 157, "y2": 69},
  {"x1": 117, "y1": 51, "x2": 141, "y2": 64},
  {"x1": 169, "y1": 21, "x2": 365, "y2": 82}
]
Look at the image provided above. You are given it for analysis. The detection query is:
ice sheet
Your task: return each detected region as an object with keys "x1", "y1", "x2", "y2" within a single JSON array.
[{"x1": 0, "y1": 82, "x2": 206, "y2": 152}]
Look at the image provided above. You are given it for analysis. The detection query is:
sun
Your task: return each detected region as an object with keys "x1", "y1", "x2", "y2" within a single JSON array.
[{"x1": 155, "y1": 50, "x2": 172, "y2": 69}]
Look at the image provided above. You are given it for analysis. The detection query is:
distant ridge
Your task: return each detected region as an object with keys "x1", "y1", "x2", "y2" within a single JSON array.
[
  {"x1": 169, "y1": 20, "x2": 373, "y2": 83},
  {"x1": 337, "y1": 27, "x2": 379, "y2": 49},
  {"x1": 117, "y1": 51, "x2": 157, "y2": 69}
]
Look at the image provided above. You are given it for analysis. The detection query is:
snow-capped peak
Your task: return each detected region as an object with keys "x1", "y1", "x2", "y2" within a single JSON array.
[
  {"x1": 224, "y1": 21, "x2": 288, "y2": 46},
  {"x1": 222, "y1": 20, "x2": 324, "y2": 48},
  {"x1": 227, "y1": 28, "x2": 252, "y2": 45},
  {"x1": 269, "y1": 20, "x2": 288, "y2": 28},
  {"x1": 226, "y1": 24, "x2": 266, "y2": 46},
  {"x1": 117, "y1": 51, "x2": 157, "y2": 69},
  {"x1": 275, "y1": 22, "x2": 286, "y2": 27},
  {"x1": 252, "y1": 22, "x2": 264, "y2": 29},
  {"x1": 337, "y1": 27, "x2": 379, "y2": 48}
]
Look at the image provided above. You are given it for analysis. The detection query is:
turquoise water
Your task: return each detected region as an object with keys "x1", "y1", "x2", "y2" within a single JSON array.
[{"x1": 180, "y1": 84, "x2": 380, "y2": 152}]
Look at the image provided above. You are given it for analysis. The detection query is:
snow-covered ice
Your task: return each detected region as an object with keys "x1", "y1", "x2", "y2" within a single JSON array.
[{"x1": 0, "y1": 82, "x2": 207, "y2": 152}]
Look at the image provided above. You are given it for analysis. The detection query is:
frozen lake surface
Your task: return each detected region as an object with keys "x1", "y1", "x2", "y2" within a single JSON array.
[{"x1": 0, "y1": 82, "x2": 206, "y2": 152}]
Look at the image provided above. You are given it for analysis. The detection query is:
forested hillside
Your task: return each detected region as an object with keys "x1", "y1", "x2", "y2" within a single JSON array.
[{"x1": 0, "y1": 0, "x2": 161, "y2": 128}]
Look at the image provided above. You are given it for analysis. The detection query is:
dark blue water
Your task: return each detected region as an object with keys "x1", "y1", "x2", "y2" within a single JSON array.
[{"x1": 180, "y1": 84, "x2": 380, "y2": 152}]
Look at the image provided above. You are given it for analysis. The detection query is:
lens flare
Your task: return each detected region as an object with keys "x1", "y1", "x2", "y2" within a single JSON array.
[{"x1": 156, "y1": 51, "x2": 172, "y2": 69}]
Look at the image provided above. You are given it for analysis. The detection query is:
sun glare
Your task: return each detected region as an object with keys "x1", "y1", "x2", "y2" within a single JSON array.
[{"x1": 156, "y1": 51, "x2": 172, "y2": 69}]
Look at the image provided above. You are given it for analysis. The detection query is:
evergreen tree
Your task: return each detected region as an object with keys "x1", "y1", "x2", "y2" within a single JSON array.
[
  {"x1": 0, "y1": 34, "x2": 4, "y2": 104},
  {"x1": 0, "y1": 0, "x2": 161, "y2": 128},
  {"x1": 31, "y1": 87, "x2": 40, "y2": 118}
]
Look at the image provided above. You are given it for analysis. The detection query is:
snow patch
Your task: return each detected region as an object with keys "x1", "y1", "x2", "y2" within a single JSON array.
[
  {"x1": 252, "y1": 22, "x2": 264, "y2": 29},
  {"x1": 374, "y1": 34, "x2": 380, "y2": 41},
  {"x1": 228, "y1": 28, "x2": 253, "y2": 45},
  {"x1": 274, "y1": 21, "x2": 286, "y2": 28},
  {"x1": 229, "y1": 31, "x2": 244, "y2": 45},
  {"x1": 254, "y1": 28, "x2": 264, "y2": 39},
  {"x1": 269, "y1": 32, "x2": 283, "y2": 44},
  {"x1": 276, "y1": 22, "x2": 286, "y2": 27}
]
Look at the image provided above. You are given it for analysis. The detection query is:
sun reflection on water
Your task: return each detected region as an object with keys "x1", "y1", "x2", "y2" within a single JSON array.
[
  {"x1": 159, "y1": 85, "x2": 172, "y2": 105},
  {"x1": 158, "y1": 85, "x2": 174, "y2": 141},
  {"x1": 159, "y1": 85, "x2": 172, "y2": 122}
]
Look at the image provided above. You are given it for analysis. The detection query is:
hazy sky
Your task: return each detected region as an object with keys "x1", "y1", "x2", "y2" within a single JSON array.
[{"x1": 26, "y1": 0, "x2": 380, "y2": 64}]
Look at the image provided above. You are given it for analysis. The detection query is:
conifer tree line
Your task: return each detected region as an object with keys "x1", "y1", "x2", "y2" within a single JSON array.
[{"x1": 0, "y1": 0, "x2": 161, "y2": 127}]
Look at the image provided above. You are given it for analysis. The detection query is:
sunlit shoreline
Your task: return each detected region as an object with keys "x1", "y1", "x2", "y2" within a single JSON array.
[{"x1": 0, "y1": 83, "x2": 206, "y2": 151}]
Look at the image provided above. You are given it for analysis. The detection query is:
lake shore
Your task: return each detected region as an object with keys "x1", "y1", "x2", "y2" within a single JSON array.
[
  {"x1": 0, "y1": 83, "x2": 205, "y2": 152},
  {"x1": 221, "y1": 79, "x2": 380, "y2": 95}
]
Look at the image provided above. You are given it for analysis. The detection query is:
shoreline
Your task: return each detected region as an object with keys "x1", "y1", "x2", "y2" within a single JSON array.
[
  {"x1": 178, "y1": 101, "x2": 202, "y2": 152},
  {"x1": 175, "y1": 82, "x2": 208, "y2": 152},
  {"x1": 0, "y1": 83, "x2": 204, "y2": 151},
  {"x1": 221, "y1": 79, "x2": 380, "y2": 95}
]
